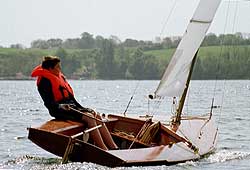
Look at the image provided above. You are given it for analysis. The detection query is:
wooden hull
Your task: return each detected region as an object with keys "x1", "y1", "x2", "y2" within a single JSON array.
[
  {"x1": 28, "y1": 115, "x2": 217, "y2": 167},
  {"x1": 28, "y1": 120, "x2": 125, "y2": 166}
]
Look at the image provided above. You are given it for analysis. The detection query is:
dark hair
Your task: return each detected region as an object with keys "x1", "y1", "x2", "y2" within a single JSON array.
[{"x1": 41, "y1": 56, "x2": 60, "y2": 69}]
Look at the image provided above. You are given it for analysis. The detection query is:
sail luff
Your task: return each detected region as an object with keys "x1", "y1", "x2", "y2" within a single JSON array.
[{"x1": 154, "y1": 0, "x2": 221, "y2": 98}]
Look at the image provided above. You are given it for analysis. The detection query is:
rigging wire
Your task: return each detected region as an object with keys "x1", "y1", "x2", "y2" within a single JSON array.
[
  {"x1": 123, "y1": 81, "x2": 140, "y2": 116},
  {"x1": 147, "y1": 0, "x2": 179, "y2": 119},
  {"x1": 217, "y1": 0, "x2": 232, "y2": 69},
  {"x1": 217, "y1": 0, "x2": 244, "y2": 130},
  {"x1": 217, "y1": 80, "x2": 226, "y2": 129},
  {"x1": 217, "y1": 1, "x2": 239, "y2": 125},
  {"x1": 159, "y1": 0, "x2": 178, "y2": 39},
  {"x1": 232, "y1": 0, "x2": 239, "y2": 33},
  {"x1": 216, "y1": 0, "x2": 236, "y2": 128},
  {"x1": 231, "y1": 0, "x2": 240, "y2": 65},
  {"x1": 147, "y1": 95, "x2": 162, "y2": 117}
]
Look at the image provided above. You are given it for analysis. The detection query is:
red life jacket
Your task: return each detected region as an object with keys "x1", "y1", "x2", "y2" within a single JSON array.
[{"x1": 31, "y1": 65, "x2": 74, "y2": 102}]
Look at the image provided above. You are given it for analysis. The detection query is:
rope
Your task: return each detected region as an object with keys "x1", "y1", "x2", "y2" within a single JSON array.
[
  {"x1": 129, "y1": 119, "x2": 152, "y2": 149},
  {"x1": 139, "y1": 122, "x2": 160, "y2": 144}
]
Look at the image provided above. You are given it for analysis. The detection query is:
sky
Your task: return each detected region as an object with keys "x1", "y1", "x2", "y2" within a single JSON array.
[{"x1": 0, "y1": 0, "x2": 250, "y2": 47}]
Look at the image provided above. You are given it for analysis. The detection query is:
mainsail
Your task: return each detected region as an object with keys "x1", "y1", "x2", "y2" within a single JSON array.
[{"x1": 154, "y1": 0, "x2": 221, "y2": 98}]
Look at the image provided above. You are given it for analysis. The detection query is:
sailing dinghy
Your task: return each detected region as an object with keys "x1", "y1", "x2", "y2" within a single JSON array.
[{"x1": 28, "y1": 0, "x2": 221, "y2": 167}]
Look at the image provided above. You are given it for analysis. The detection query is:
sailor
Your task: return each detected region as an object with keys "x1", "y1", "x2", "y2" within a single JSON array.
[{"x1": 31, "y1": 55, "x2": 118, "y2": 150}]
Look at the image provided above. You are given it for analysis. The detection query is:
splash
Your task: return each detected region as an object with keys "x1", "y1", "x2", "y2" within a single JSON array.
[
  {"x1": 206, "y1": 150, "x2": 250, "y2": 163},
  {"x1": 0, "y1": 156, "x2": 180, "y2": 170},
  {"x1": 0, "y1": 156, "x2": 116, "y2": 170},
  {"x1": 0, "y1": 155, "x2": 60, "y2": 170}
]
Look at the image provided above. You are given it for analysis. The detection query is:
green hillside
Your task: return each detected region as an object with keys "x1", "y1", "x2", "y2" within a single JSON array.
[{"x1": 0, "y1": 45, "x2": 250, "y2": 80}]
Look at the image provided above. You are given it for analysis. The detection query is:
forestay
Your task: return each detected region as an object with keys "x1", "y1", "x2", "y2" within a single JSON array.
[{"x1": 154, "y1": 0, "x2": 221, "y2": 98}]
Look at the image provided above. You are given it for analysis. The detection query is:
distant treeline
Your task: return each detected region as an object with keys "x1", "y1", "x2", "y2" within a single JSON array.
[
  {"x1": 6, "y1": 32, "x2": 250, "y2": 50},
  {"x1": 1, "y1": 32, "x2": 250, "y2": 80}
]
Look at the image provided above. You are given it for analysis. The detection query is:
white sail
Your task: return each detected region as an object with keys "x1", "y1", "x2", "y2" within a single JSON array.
[{"x1": 154, "y1": 0, "x2": 221, "y2": 98}]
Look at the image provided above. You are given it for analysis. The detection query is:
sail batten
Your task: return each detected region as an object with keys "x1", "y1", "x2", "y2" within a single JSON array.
[
  {"x1": 154, "y1": 0, "x2": 221, "y2": 98},
  {"x1": 190, "y1": 19, "x2": 211, "y2": 24}
]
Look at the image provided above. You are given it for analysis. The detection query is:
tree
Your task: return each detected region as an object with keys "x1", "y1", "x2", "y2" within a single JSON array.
[
  {"x1": 55, "y1": 48, "x2": 68, "y2": 72},
  {"x1": 96, "y1": 39, "x2": 116, "y2": 79},
  {"x1": 109, "y1": 35, "x2": 121, "y2": 45},
  {"x1": 62, "y1": 38, "x2": 81, "y2": 49},
  {"x1": 95, "y1": 35, "x2": 105, "y2": 48},
  {"x1": 79, "y1": 32, "x2": 95, "y2": 49},
  {"x1": 123, "y1": 38, "x2": 139, "y2": 47},
  {"x1": 128, "y1": 49, "x2": 145, "y2": 79},
  {"x1": 115, "y1": 45, "x2": 129, "y2": 78},
  {"x1": 128, "y1": 49, "x2": 160, "y2": 79},
  {"x1": 162, "y1": 37, "x2": 173, "y2": 49},
  {"x1": 55, "y1": 48, "x2": 80, "y2": 77},
  {"x1": 10, "y1": 43, "x2": 25, "y2": 49},
  {"x1": 31, "y1": 39, "x2": 49, "y2": 49},
  {"x1": 47, "y1": 38, "x2": 63, "y2": 48},
  {"x1": 202, "y1": 33, "x2": 219, "y2": 46}
]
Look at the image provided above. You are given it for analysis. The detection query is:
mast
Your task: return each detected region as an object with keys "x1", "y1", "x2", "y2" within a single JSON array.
[{"x1": 172, "y1": 50, "x2": 199, "y2": 125}]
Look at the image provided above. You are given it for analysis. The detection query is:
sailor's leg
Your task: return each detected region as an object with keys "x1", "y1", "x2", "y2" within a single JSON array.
[
  {"x1": 95, "y1": 114, "x2": 118, "y2": 149},
  {"x1": 81, "y1": 113, "x2": 108, "y2": 150}
]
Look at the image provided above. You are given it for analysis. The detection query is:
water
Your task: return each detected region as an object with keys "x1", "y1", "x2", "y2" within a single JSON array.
[{"x1": 0, "y1": 80, "x2": 249, "y2": 170}]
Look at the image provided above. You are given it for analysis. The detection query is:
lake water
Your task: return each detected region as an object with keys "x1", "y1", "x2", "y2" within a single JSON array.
[{"x1": 0, "y1": 80, "x2": 249, "y2": 170}]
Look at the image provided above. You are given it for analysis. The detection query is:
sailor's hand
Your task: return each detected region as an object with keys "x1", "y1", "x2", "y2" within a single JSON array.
[
  {"x1": 84, "y1": 108, "x2": 97, "y2": 115},
  {"x1": 58, "y1": 104, "x2": 70, "y2": 111}
]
